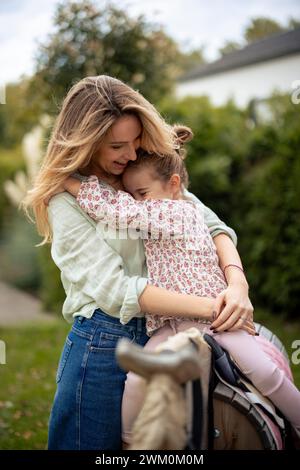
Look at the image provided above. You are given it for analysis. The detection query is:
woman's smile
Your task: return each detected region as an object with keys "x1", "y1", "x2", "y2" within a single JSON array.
[{"x1": 114, "y1": 161, "x2": 128, "y2": 169}]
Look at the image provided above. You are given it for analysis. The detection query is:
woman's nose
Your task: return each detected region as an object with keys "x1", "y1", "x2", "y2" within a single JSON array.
[{"x1": 126, "y1": 145, "x2": 137, "y2": 161}]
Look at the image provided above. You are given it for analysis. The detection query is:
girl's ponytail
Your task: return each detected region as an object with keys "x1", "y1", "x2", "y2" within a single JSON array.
[{"x1": 172, "y1": 125, "x2": 193, "y2": 159}]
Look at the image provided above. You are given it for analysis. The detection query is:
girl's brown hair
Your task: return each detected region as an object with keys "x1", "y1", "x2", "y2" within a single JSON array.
[{"x1": 126, "y1": 125, "x2": 193, "y2": 188}]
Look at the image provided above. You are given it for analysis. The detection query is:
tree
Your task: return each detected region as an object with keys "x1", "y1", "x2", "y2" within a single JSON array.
[
  {"x1": 219, "y1": 16, "x2": 300, "y2": 56},
  {"x1": 288, "y1": 17, "x2": 300, "y2": 29},
  {"x1": 219, "y1": 41, "x2": 241, "y2": 57},
  {"x1": 244, "y1": 17, "x2": 284, "y2": 43},
  {"x1": 0, "y1": 82, "x2": 39, "y2": 148},
  {"x1": 177, "y1": 47, "x2": 206, "y2": 72},
  {"x1": 26, "y1": 0, "x2": 192, "y2": 112}
]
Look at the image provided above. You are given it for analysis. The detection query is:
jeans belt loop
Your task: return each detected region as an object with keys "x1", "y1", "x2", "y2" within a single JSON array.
[{"x1": 136, "y1": 317, "x2": 144, "y2": 335}]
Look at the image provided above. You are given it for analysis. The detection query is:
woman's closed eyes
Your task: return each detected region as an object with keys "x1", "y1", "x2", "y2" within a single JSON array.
[{"x1": 110, "y1": 135, "x2": 141, "y2": 151}]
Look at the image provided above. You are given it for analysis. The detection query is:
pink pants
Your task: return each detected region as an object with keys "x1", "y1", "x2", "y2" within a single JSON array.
[{"x1": 122, "y1": 320, "x2": 300, "y2": 443}]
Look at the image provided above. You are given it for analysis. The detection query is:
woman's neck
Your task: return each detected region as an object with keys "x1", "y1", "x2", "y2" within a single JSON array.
[{"x1": 78, "y1": 165, "x2": 125, "y2": 191}]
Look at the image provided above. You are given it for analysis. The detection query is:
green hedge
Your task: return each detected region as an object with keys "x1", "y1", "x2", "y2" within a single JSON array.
[
  {"x1": 160, "y1": 94, "x2": 300, "y2": 319},
  {"x1": 233, "y1": 99, "x2": 300, "y2": 317}
]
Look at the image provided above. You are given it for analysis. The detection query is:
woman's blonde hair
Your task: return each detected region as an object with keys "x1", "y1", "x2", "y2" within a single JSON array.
[{"x1": 22, "y1": 75, "x2": 191, "y2": 244}]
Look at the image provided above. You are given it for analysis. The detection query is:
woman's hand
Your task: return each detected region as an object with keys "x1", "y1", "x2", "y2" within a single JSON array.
[{"x1": 210, "y1": 283, "x2": 254, "y2": 334}]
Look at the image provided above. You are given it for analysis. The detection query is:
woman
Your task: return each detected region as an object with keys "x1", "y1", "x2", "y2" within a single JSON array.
[{"x1": 23, "y1": 75, "x2": 253, "y2": 450}]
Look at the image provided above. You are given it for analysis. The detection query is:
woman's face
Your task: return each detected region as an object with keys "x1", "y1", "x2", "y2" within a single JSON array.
[{"x1": 91, "y1": 114, "x2": 142, "y2": 177}]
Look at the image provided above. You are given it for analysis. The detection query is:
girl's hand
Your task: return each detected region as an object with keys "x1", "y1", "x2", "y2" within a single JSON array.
[
  {"x1": 44, "y1": 183, "x2": 65, "y2": 205},
  {"x1": 44, "y1": 177, "x2": 81, "y2": 205},
  {"x1": 64, "y1": 177, "x2": 81, "y2": 197},
  {"x1": 210, "y1": 283, "x2": 254, "y2": 333}
]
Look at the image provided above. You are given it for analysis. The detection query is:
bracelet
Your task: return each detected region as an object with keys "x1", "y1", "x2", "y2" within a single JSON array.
[
  {"x1": 223, "y1": 264, "x2": 244, "y2": 274},
  {"x1": 222, "y1": 264, "x2": 245, "y2": 282}
]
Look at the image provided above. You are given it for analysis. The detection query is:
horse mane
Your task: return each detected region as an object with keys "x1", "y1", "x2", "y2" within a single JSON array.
[{"x1": 129, "y1": 374, "x2": 187, "y2": 450}]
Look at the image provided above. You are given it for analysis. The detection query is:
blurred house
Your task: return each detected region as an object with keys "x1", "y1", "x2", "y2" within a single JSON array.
[{"x1": 176, "y1": 27, "x2": 300, "y2": 108}]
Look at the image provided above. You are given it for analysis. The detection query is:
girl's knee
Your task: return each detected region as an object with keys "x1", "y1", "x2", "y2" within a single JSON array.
[
  {"x1": 213, "y1": 332, "x2": 286, "y2": 396},
  {"x1": 252, "y1": 366, "x2": 286, "y2": 396}
]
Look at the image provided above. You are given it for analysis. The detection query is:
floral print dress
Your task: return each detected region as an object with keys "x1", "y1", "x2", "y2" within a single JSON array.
[{"x1": 77, "y1": 175, "x2": 228, "y2": 336}]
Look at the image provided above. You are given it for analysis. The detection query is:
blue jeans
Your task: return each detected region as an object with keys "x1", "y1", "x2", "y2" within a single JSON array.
[{"x1": 48, "y1": 308, "x2": 148, "y2": 450}]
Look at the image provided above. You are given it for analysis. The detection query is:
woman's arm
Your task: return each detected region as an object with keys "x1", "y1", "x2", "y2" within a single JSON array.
[
  {"x1": 183, "y1": 190, "x2": 254, "y2": 332},
  {"x1": 214, "y1": 233, "x2": 248, "y2": 287},
  {"x1": 183, "y1": 188, "x2": 237, "y2": 245},
  {"x1": 210, "y1": 233, "x2": 254, "y2": 332}
]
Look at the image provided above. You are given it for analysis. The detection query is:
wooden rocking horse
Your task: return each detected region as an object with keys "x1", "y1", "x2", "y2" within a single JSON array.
[{"x1": 116, "y1": 323, "x2": 293, "y2": 450}]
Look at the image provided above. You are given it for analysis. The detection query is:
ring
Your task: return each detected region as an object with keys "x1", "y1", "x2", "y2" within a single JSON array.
[{"x1": 240, "y1": 315, "x2": 247, "y2": 322}]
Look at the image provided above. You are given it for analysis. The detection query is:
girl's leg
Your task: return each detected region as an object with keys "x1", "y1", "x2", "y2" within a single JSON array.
[
  {"x1": 122, "y1": 323, "x2": 176, "y2": 444},
  {"x1": 212, "y1": 329, "x2": 300, "y2": 429}
]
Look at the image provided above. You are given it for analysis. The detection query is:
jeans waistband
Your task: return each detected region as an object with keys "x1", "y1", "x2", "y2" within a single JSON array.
[{"x1": 84, "y1": 308, "x2": 146, "y2": 334}]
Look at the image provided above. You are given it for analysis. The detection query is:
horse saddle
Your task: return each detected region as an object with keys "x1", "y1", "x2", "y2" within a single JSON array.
[
  {"x1": 185, "y1": 333, "x2": 287, "y2": 450},
  {"x1": 116, "y1": 324, "x2": 291, "y2": 450}
]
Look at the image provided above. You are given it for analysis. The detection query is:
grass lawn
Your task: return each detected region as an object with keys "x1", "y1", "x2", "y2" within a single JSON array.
[
  {"x1": 0, "y1": 318, "x2": 70, "y2": 450},
  {"x1": 0, "y1": 310, "x2": 299, "y2": 450}
]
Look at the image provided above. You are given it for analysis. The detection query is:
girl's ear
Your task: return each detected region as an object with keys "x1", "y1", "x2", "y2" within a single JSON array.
[{"x1": 170, "y1": 173, "x2": 181, "y2": 188}]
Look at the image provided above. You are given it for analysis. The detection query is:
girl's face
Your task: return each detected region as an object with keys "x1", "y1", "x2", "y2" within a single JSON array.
[
  {"x1": 86, "y1": 114, "x2": 142, "y2": 177},
  {"x1": 122, "y1": 166, "x2": 181, "y2": 201}
]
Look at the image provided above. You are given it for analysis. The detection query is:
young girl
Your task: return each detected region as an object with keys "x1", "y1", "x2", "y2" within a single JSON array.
[{"x1": 57, "y1": 131, "x2": 300, "y2": 445}]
